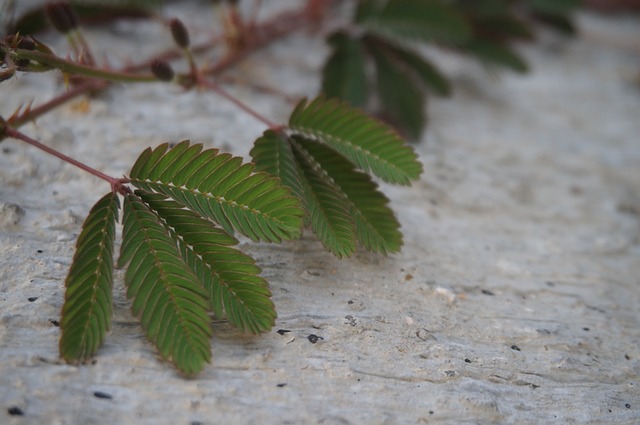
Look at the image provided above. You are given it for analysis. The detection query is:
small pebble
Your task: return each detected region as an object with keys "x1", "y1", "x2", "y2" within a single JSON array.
[
  {"x1": 307, "y1": 334, "x2": 323, "y2": 344},
  {"x1": 8, "y1": 406, "x2": 24, "y2": 416},
  {"x1": 93, "y1": 391, "x2": 112, "y2": 399}
]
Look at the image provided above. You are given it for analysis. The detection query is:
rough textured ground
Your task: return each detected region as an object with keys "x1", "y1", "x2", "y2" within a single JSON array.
[{"x1": 1, "y1": 3, "x2": 639, "y2": 425}]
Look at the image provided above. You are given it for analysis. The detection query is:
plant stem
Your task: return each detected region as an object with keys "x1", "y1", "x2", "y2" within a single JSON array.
[
  {"x1": 9, "y1": 80, "x2": 109, "y2": 128},
  {"x1": 6, "y1": 1, "x2": 334, "y2": 131},
  {"x1": 5, "y1": 126, "x2": 127, "y2": 192},
  {"x1": 13, "y1": 49, "x2": 158, "y2": 83},
  {"x1": 197, "y1": 78, "x2": 281, "y2": 130}
]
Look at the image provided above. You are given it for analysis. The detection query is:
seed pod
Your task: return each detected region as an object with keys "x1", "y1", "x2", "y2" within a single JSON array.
[{"x1": 169, "y1": 18, "x2": 190, "y2": 49}]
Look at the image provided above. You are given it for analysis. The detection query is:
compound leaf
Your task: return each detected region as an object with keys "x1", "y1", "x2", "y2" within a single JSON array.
[
  {"x1": 322, "y1": 31, "x2": 369, "y2": 108},
  {"x1": 368, "y1": 43, "x2": 427, "y2": 140},
  {"x1": 378, "y1": 40, "x2": 452, "y2": 97},
  {"x1": 461, "y1": 39, "x2": 528, "y2": 73},
  {"x1": 139, "y1": 191, "x2": 276, "y2": 334},
  {"x1": 288, "y1": 96, "x2": 423, "y2": 185},
  {"x1": 290, "y1": 138, "x2": 357, "y2": 258},
  {"x1": 119, "y1": 193, "x2": 212, "y2": 375},
  {"x1": 59, "y1": 192, "x2": 119, "y2": 362},
  {"x1": 356, "y1": 0, "x2": 472, "y2": 44},
  {"x1": 293, "y1": 137, "x2": 402, "y2": 255},
  {"x1": 128, "y1": 141, "x2": 304, "y2": 243}
]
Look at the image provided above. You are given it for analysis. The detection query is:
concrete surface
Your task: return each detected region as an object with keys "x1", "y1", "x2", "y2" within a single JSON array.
[{"x1": 1, "y1": 3, "x2": 639, "y2": 424}]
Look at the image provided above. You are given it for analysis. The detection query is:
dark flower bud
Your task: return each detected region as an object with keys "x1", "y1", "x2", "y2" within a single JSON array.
[
  {"x1": 45, "y1": 2, "x2": 79, "y2": 34},
  {"x1": 151, "y1": 59, "x2": 175, "y2": 82},
  {"x1": 16, "y1": 36, "x2": 36, "y2": 51},
  {"x1": 169, "y1": 18, "x2": 190, "y2": 49}
]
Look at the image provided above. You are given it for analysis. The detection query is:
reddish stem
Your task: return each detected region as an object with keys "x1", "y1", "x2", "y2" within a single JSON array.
[
  {"x1": 196, "y1": 77, "x2": 281, "y2": 130},
  {"x1": 5, "y1": 127, "x2": 128, "y2": 194}
]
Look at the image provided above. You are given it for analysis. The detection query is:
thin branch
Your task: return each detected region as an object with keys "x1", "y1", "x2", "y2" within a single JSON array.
[
  {"x1": 4, "y1": 126, "x2": 127, "y2": 193},
  {"x1": 196, "y1": 78, "x2": 281, "y2": 130},
  {"x1": 11, "y1": 49, "x2": 158, "y2": 83}
]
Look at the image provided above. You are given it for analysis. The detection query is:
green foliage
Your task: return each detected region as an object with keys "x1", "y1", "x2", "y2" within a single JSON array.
[
  {"x1": 322, "y1": 32, "x2": 368, "y2": 108},
  {"x1": 252, "y1": 96, "x2": 420, "y2": 257},
  {"x1": 58, "y1": 96, "x2": 421, "y2": 373},
  {"x1": 288, "y1": 96, "x2": 422, "y2": 185},
  {"x1": 59, "y1": 192, "x2": 119, "y2": 361},
  {"x1": 120, "y1": 192, "x2": 213, "y2": 375},
  {"x1": 322, "y1": 0, "x2": 580, "y2": 139},
  {"x1": 138, "y1": 191, "x2": 276, "y2": 334},
  {"x1": 355, "y1": 0, "x2": 471, "y2": 44},
  {"x1": 57, "y1": 142, "x2": 303, "y2": 374},
  {"x1": 128, "y1": 141, "x2": 304, "y2": 243}
]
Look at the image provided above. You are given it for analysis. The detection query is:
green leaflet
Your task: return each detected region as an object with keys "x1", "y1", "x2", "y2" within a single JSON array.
[
  {"x1": 368, "y1": 42, "x2": 427, "y2": 141},
  {"x1": 322, "y1": 32, "x2": 369, "y2": 108},
  {"x1": 376, "y1": 40, "x2": 452, "y2": 97},
  {"x1": 461, "y1": 39, "x2": 528, "y2": 73},
  {"x1": 526, "y1": 0, "x2": 581, "y2": 15},
  {"x1": 473, "y1": 16, "x2": 534, "y2": 40},
  {"x1": 59, "y1": 192, "x2": 119, "y2": 362},
  {"x1": 290, "y1": 138, "x2": 357, "y2": 258},
  {"x1": 288, "y1": 96, "x2": 423, "y2": 186},
  {"x1": 120, "y1": 193, "x2": 212, "y2": 375},
  {"x1": 293, "y1": 137, "x2": 403, "y2": 255},
  {"x1": 356, "y1": 0, "x2": 472, "y2": 45},
  {"x1": 251, "y1": 130, "x2": 404, "y2": 256},
  {"x1": 250, "y1": 130, "x2": 306, "y2": 206},
  {"x1": 138, "y1": 191, "x2": 276, "y2": 334},
  {"x1": 128, "y1": 141, "x2": 304, "y2": 243}
]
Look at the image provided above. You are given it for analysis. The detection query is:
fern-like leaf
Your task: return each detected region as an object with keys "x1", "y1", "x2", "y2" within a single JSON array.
[
  {"x1": 526, "y1": 0, "x2": 581, "y2": 15},
  {"x1": 139, "y1": 192, "x2": 276, "y2": 334},
  {"x1": 293, "y1": 137, "x2": 403, "y2": 255},
  {"x1": 368, "y1": 44, "x2": 427, "y2": 141},
  {"x1": 356, "y1": 0, "x2": 471, "y2": 44},
  {"x1": 288, "y1": 96, "x2": 423, "y2": 185},
  {"x1": 367, "y1": 36, "x2": 451, "y2": 97},
  {"x1": 322, "y1": 32, "x2": 369, "y2": 108},
  {"x1": 250, "y1": 130, "x2": 306, "y2": 206},
  {"x1": 59, "y1": 192, "x2": 119, "y2": 362},
  {"x1": 290, "y1": 138, "x2": 357, "y2": 258},
  {"x1": 119, "y1": 193, "x2": 212, "y2": 375},
  {"x1": 128, "y1": 141, "x2": 304, "y2": 243},
  {"x1": 461, "y1": 39, "x2": 528, "y2": 73}
]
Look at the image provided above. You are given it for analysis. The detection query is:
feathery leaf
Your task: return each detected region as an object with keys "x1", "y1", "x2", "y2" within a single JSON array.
[
  {"x1": 119, "y1": 193, "x2": 212, "y2": 375},
  {"x1": 250, "y1": 130, "x2": 306, "y2": 206},
  {"x1": 128, "y1": 141, "x2": 304, "y2": 243},
  {"x1": 59, "y1": 192, "x2": 119, "y2": 362},
  {"x1": 356, "y1": 0, "x2": 472, "y2": 44},
  {"x1": 290, "y1": 138, "x2": 356, "y2": 258},
  {"x1": 368, "y1": 44, "x2": 427, "y2": 140},
  {"x1": 322, "y1": 32, "x2": 369, "y2": 108},
  {"x1": 139, "y1": 192, "x2": 276, "y2": 334},
  {"x1": 461, "y1": 39, "x2": 528, "y2": 73},
  {"x1": 289, "y1": 96, "x2": 423, "y2": 185},
  {"x1": 526, "y1": 0, "x2": 581, "y2": 15},
  {"x1": 293, "y1": 137, "x2": 403, "y2": 255},
  {"x1": 377, "y1": 40, "x2": 452, "y2": 97}
]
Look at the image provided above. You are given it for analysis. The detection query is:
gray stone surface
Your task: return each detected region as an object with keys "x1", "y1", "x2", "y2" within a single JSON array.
[{"x1": 1, "y1": 4, "x2": 639, "y2": 425}]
